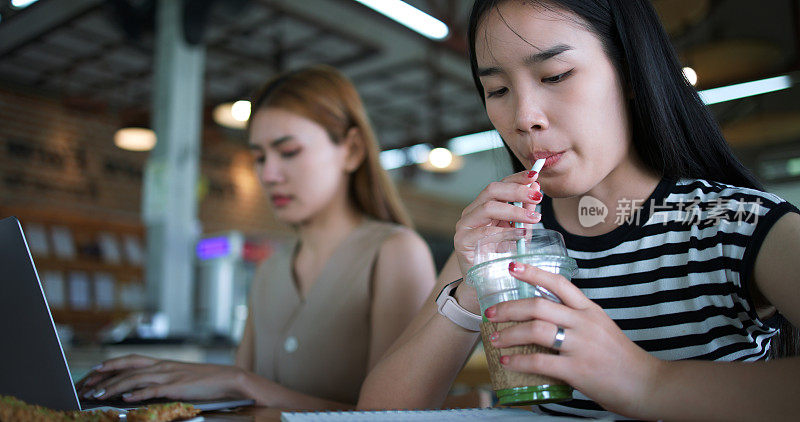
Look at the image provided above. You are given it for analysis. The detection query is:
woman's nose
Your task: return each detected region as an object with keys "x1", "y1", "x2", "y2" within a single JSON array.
[
  {"x1": 259, "y1": 158, "x2": 284, "y2": 184},
  {"x1": 514, "y1": 92, "x2": 549, "y2": 134}
]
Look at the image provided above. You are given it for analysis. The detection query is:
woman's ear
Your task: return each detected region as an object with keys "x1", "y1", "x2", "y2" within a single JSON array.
[{"x1": 343, "y1": 126, "x2": 366, "y2": 173}]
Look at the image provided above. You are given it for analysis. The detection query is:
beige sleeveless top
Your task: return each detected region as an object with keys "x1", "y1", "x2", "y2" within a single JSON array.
[{"x1": 249, "y1": 219, "x2": 404, "y2": 405}]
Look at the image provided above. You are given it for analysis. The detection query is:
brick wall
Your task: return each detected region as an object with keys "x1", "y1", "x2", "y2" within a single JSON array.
[
  {"x1": 0, "y1": 86, "x2": 283, "y2": 236},
  {"x1": 0, "y1": 86, "x2": 466, "y2": 244}
]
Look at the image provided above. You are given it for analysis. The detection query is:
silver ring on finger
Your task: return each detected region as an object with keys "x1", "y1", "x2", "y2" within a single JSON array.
[{"x1": 552, "y1": 326, "x2": 566, "y2": 350}]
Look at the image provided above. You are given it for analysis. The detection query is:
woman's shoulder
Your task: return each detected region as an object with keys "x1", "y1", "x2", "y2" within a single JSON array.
[
  {"x1": 666, "y1": 178, "x2": 800, "y2": 241},
  {"x1": 672, "y1": 178, "x2": 795, "y2": 210},
  {"x1": 363, "y1": 219, "x2": 417, "y2": 242},
  {"x1": 368, "y1": 221, "x2": 435, "y2": 290},
  {"x1": 362, "y1": 220, "x2": 430, "y2": 261}
]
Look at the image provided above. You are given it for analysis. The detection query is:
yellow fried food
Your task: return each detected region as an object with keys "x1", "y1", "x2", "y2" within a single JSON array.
[
  {"x1": 125, "y1": 403, "x2": 200, "y2": 422},
  {"x1": 0, "y1": 395, "x2": 118, "y2": 421}
]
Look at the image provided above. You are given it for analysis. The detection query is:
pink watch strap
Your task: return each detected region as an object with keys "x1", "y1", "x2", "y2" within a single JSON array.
[{"x1": 435, "y1": 279, "x2": 482, "y2": 332}]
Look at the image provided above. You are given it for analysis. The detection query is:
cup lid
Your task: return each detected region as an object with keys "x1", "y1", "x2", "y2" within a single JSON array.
[{"x1": 472, "y1": 228, "x2": 569, "y2": 266}]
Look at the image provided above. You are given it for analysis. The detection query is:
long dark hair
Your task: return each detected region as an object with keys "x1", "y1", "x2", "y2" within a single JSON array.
[{"x1": 467, "y1": 0, "x2": 796, "y2": 357}]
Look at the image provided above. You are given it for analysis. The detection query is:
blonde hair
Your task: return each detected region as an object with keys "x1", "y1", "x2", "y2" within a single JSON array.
[{"x1": 249, "y1": 65, "x2": 413, "y2": 227}]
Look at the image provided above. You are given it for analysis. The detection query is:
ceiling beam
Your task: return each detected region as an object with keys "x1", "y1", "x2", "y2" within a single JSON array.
[
  {"x1": 0, "y1": 0, "x2": 104, "y2": 60},
  {"x1": 263, "y1": 0, "x2": 383, "y2": 56},
  {"x1": 352, "y1": 57, "x2": 474, "y2": 91}
]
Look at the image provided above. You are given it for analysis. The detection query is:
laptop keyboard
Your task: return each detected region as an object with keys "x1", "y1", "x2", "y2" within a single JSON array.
[{"x1": 80, "y1": 397, "x2": 180, "y2": 410}]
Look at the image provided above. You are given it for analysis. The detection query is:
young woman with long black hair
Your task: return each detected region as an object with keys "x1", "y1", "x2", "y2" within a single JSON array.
[{"x1": 360, "y1": 1, "x2": 800, "y2": 419}]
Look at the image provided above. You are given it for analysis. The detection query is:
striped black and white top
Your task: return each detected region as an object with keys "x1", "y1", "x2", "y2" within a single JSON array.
[{"x1": 531, "y1": 178, "x2": 799, "y2": 419}]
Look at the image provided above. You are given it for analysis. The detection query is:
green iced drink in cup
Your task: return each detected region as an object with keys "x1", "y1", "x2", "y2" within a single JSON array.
[{"x1": 466, "y1": 228, "x2": 577, "y2": 406}]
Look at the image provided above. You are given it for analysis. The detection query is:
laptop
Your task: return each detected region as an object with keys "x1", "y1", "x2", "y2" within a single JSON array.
[{"x1": 0, "y1": 216, "x2": 254, "y2": 412}]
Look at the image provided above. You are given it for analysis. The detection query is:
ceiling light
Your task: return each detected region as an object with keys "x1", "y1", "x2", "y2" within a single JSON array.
[
  {"x1": 231, "y1": 100, "x2": 251, "y2": 121},
  {"x1": 352, "y1": 0, "x2": 449, "y2": 40},
  {"x1": 682, "y1": 67, "x2": 698, "y2": 86},
  {"x1": 428, "y1": 147, "x2": 453, "y2": 169},
  {"x1": 698, "y1": 74, "x2": 793, "y2": 105},
  {"x1": 380, "y1": 144, "x2": 431, "y2": 171},
  {"x1": 379, "y1": 148, "x2": 407, "y2": 170},
  {"x1": 213, "y1": 101, "x2": 250, "y2": 130},
  {"x1": 407, "y1": 144, "x2": 431, "y2": 164},
  {"x1": 758, "y1": 153, "x2": 800, "y2": 181},
  {"x1": 787, "y1": 157, "x2": 800, "y2": 176},
  {"x1": 380, "y1": 133, "x2": 504, "y2": 171},
  {"x1": 448, "y1": 130, "x2": 503, "y2": 155},
  {"x1": 11, "y1": 0, "x2": 38, "y2": 9},
  {"x1": 419, "y1": 147, "x2": 462, "y2": 173},
  {"x1": 114, "y1": 127, "x2": 156, "y2": 151}
]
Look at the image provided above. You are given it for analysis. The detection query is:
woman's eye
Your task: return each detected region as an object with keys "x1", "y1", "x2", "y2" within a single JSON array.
[
  {"x1": 542, "y1": 69, "x2": 574, "y2": 84},
  {"x1": 280, "y1": 149, "x2": 301, "y2": 158},
  {"x1": 486, "y1": 87, "x2": 508, "y2": 98},
  {"x1": 253, "y1": 155, "x2": 265, "y2": 164}
]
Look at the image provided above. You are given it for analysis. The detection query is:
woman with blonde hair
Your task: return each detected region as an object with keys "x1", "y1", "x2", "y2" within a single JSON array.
[{"x1": 77, "y1": 65, "x2": 437, "y2": 409}]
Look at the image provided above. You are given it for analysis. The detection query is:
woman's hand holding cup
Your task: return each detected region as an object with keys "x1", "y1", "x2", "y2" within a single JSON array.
[{"x1": 487, "y1": 261, "x2": 664, "y2": 416}]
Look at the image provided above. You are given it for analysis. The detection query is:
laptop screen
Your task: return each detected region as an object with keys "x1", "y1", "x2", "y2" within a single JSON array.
[{"x1": 0, "y1": 217, "x2": 81, "y2": 411}]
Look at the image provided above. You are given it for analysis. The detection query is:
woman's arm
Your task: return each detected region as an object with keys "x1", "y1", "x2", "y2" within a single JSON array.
[
  {"x1": 358, "y1": 253, "x2": 481, "y2": 409},
  {"x1": 366, "y1": 229, "x2": 438, "y2": 370},
  {"x1": 78, "y1": 354, "x2": 355, "y2": 409},
  {"x1": 234, "y1": 309, "x2": 255, "y2": 371},
  {"x1": 359, "y1": 170, "x2": 541, "y2": 410},
  {"x1": 637, "y1": 212, "x2": 800, "y2": 421}
]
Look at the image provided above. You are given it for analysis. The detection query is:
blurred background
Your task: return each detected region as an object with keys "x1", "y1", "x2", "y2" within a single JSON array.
[{"x1": 0, "y1": 0, "x2": 798, "y2": 393}]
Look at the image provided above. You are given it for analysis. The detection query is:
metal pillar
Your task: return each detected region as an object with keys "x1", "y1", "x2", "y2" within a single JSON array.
[{"x1": 142, "y1": 0, "x2": 206, "y2": 335}]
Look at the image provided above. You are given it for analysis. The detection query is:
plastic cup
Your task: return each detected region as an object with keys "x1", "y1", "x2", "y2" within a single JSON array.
[{"x1": 466, "y1": 228, "x2": 577, "y2": 406}]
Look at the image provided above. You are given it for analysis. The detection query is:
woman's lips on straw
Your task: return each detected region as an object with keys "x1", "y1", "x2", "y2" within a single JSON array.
[
  {"x1": 542, "y1": 153, "x2": 563, "y2": 169},
  {"x1": 530, "y1": 151, "x2": 565, "y2": 169}
]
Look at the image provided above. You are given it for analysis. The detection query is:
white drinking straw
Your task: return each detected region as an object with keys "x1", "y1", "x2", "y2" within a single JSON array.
[{"x1": 514, "y1": 158, "x2": 546, "y2": 255}]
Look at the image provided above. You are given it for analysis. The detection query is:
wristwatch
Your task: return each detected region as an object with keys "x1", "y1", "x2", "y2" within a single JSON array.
[{"x1": 435, "y1": 278, "x2": 482, "y2": 332}]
